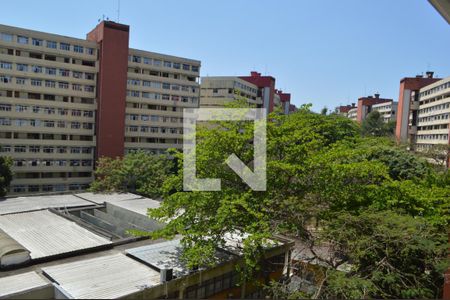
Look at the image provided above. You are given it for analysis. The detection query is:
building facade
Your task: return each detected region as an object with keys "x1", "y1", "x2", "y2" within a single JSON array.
[
  {"x1": 410, "y1": 77, "x2": 450, "y2": 152},
  {"x1": 371, "y1": 100, "x2": 398, "y2": 123},
  {"x1": 356, "y1": 94, "x2": 393, "y2": 123},
  {"x1": 335, "y1": 103, "x2": 356, "y2": 117},
  {"x1": 395, "y1": 72, "x2": 441, "y2": 143},
  {"x1": 200, "y1": 76, "x2": 262, "y2": 108},
  {"x1": 200, "y1": 72, "x2": 294, "y2": 114},
  {"x1": 0, "y1": 22, "x2": 200, "y2": 195}
]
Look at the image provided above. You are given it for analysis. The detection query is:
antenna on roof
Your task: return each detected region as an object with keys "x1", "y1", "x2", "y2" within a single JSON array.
[{"x1": 117, "y1": 0, "x2": 121, "y2": 22}]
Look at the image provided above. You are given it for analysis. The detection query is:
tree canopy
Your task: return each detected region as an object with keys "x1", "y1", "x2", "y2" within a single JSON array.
[
  {"x1": 361, "y1": 110, "x2": 396, "y2": 137},
  {"x1": 0, "y1": 156, "x2": 12, "y2": 197},
  {"x1": 90, "y1": 151, "x2": 175, "y2": 199},
  {"x1": 146, "y1": 107, "x2": 449, "y2": 298}
]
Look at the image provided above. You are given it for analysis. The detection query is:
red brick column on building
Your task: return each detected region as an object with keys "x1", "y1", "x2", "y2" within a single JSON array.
[
  {"x1": 87, "y1": 21, "x2": 129, "y2": 159},
  {"x1": 240, "y1": 71, "x2": 276, "y2": 113}
]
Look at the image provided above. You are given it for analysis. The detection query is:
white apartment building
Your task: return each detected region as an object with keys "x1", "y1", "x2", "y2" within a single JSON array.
[
  {"x1": 414, "y1": 76, "x2": 450, "y2": 151},
  {"x1": 372, "y1": 100, "x2": 398, "y2": 123}
]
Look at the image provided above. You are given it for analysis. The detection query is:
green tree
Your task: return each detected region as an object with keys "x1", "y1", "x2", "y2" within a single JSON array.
[
  {"x1": 147, "y1": 109, "x2": 449, "y2": 298},
  {"x1": 0, "y1": 156, "x2": 13, "y2": 197},
  {"x1": 90, "y1": 151, "x2": 174, "y2": 198},
  {"x1": 316, "y1": 211, "x2": 449, "y2": 299},
  {"x1": 361, "y1": 110, "x2": 395, "y2": 137}
]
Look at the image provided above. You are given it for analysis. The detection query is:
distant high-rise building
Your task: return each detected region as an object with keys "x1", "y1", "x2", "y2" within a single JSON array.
[
  {"x1": 200, "y1": 72, "x2": 295, "y2": 114},
  {"x1": 356, "y1": 94, "x2": 393, "y2": 123},
  {"x1": 395, "y1": 72, "x2": 441, "y2": 143},
  {"x1": 0, "y1": 21, "x2": 200, "y2": 195}
]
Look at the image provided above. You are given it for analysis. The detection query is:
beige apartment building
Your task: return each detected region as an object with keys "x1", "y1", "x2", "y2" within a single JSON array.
[
  {"x1": 125, "y1": 50, "x2": 200, "y2": 154},
  {"x1": 371, "y1": 100, "x2": 398, "y2": 123},
  {"x1": 0, "y1": 25, "x2": 98, "y2": 195},
  {"x1": 347, "y1": 107, "x2": 357, "y2": 121},
  {"x1": 0, "y1": 21, "x2": 200, "y2": 195},
  {"x1": 413, "y1": 76, "x2": 450, "y2": 152},
  {"x1": 200, "y1": 72, "x2": 294, "y2": 114},
  {"x1": 200, "y1": 76, "x2": 262, "y2": 108}
]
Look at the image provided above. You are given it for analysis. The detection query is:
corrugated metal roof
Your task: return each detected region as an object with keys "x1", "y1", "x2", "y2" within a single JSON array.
[
  {"x1": 0, "y1": 271, "x2": 50, "y2": 298},
  {"x1": 126, "y1": 239, "x2": 234, "y2": 277},
  {"x1": 0, "y1": 194, "x2": 93, "y2": 215},
  {"x1": 0, "y1": 210, "x2": 111, "y2": 259},
  {"x1": 42, "y1": 253, "x2": 160, "y2": 299},
  {"x1": 75, "y1": 192, "x2": 143, "y2": 204},
  {"x1": 106, "y1": 198, "x2": 161, "y2": 216}
]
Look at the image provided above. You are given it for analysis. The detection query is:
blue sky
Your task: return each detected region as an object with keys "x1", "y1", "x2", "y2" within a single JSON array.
[{"x1": 2, "y1": 0, "x2": 449, "y2": 110}]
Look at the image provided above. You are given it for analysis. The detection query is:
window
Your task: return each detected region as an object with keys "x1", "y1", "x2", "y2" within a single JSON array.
[
  {"x1": 46, "y1": 67, "x2": 57, "y2": 75},
  {"x1": 71, "y1": 122, "x2": 81, "y2": 129},
  {"x1": 153, "y1": 59, "x2": 162, "y2": 66},
  {"x1": 86, "y1": 47, "x2": 95, "y2": 55},
  {"x1": 74, "y1": 45, "x2": 84, "y2": 53},
  {"x1": 73, "y1": 84, "x2": 82, "y2": 91},
  {"x1": 182, "y1": 64, "x2": 190, "y2": 71},
  {"x1": 17, "y1": 36, "x2": 28, "y2": 44},
  {"x1": 164, "y1": 61, "x2": 172, "y2": 68},
  {"x1": 29, "y1": 146, "x2": 40, "y2": 153},
  {"x1": 0, "y1": 61, "x2": 12, "y2": 69},
  {"x1": 0, "y1": 104, "x2": 11, "y2": 111},
  {"x1": 29, "y1": 79, "x2": 42, "y2": 87},
  {"x1": 128, "y1": 90, "x2": 140, "y2": 97},
  {"x1": 132, "y1": 55, "x2": 141, "y2": 63},
  {"x1": 16, "y1": 105, "x2": 28, "y2": 112},
  {"x1": 46, "y1": 40, "x2": 57, "y2": 49},
  {"x1": 59, "y1": 69, "x2": 70, "y2": 77},
  {"x1": 32, "y1": 38, "x2": 43, "y2": 46},
  {"x1": 73, "y1": 71, "x2": 82, "y2": 78},
  {"x1": 0, "y1": 33, "x2": 13, "y2": 42},
  {"x1": 162, "y1": 83, "x2": 170, "y2": 90},
  {"x1": 0, "y1": 118, "x2": 11, "y2": 126},
  {"x1": 85, "y1": 73, "x2": 94, "y2": 80},
  {"x1": 16, "y1": 63, "x2": 28, "y2": 72},
  {"x1": 84, "y1": 85, "x2": 94, "y2": 92},
  {"x1": 141, "y1": 115, "x2": 150, "y2": 121},
  {"x1": 45, "y1": 80, "x2": 56, "y2": 88},
  {"x1": 143, "y1": 57, "x2": 151, "y2": 64},
  {"x1": 43, "y1": 146, "x2": 54, "y2": 153},
  {"x1": 32, "y1": 65, "x2": 42, "y2": 73},
  {"x1": 14, "y1": 145, "x2": 27, "y2": 153},
  {"x1": 60, "y1": 42, "x2": 70, "y2": 51},
  {"x1": 15, "y1": 119, "x2": 27, "y2": 126},
  {"x1": 0, "y1": 145, "x2": 11, "y2": 153},
  {"x1": 83, "y1": 110, "x2": 93, "y2": 117},
  {"x1": 44, "y1": 120, "x2": 55, "y2": 127},
  {"x1": 129, "y1": 114, "x2": 139, "y2": 121},
  {"x1": 0, "y1": 75, "x2": 11, "y2": 83},
  {"x1": 59, "y1": 82, "x2": 69, "y2": 89},
  {"x1": 192, "y1": 66, "x2": 199, "y2": 72},
  {"x1": 173, "y1": 62, "x2": 180, "y2": 69}
]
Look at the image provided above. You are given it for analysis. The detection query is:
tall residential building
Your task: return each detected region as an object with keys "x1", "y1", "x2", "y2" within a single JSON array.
[
  {"x1": 410, "y1": 76, "x2": 450, "y2": 152},
  {"x1": 356, "y1": 94, "x2": 393, "y2": 123},
  {"x1": 0, "y1": 21, "x2": 200, "y2": 195},
  {"x1": 335, "y1": 103, "x2": 356, "y2": 117},
  {"x1": 200, "y1": 72, "x2": 294, "y2": 114},
  {"x1": 347, "y1": 107, "x2": 358, "y2": 121},
  {"x1": 395, "y1": 72, "x2": 441, "y2": 143},
  {"x1": 200, "y1": 76, "x2": 262, "y2": 108},
  {"x1": 371, "y1": 100, "x2": 398, "y2": 123}
]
